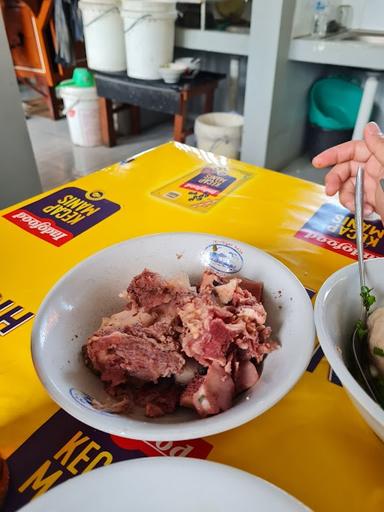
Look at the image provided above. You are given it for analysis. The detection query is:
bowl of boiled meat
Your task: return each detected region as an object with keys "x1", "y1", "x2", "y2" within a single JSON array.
[{"x1": 32, "y1": 233, "x2": 315, "y2": 441}]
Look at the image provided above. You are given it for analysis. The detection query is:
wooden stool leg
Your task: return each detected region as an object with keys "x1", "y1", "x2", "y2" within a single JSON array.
[
  {"x1": 130, "y1": 105, "x2": 141, "y2": 136},
  {"x1": 46, "y1": 86, "x2": 62, "y2": 120},
  {"x1": 174, "y1": 93, "x2": 188, "y2": 143},
  {"x1": 98, "y1": 97, "x2": 116, "y2": 147},
  {"x1": 35, "y1": 77, "x2": 62, "y2": 120},
  {"x1": 204, "y1": 87, "x2": 215, "y2": 113}
]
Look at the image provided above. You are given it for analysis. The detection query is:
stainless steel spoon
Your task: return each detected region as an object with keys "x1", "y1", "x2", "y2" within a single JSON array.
[{"x1": 351, "y1": 166, "x2": 380, "y2": 402}]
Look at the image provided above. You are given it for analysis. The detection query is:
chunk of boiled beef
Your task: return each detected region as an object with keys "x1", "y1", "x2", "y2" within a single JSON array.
[
  {"x1": 239, "y1": 278, "x2": 264, "y2": 303},
  {"x1": 199, "y1": 270, "x2": 225, "y2": 294},
  {"x1": 224, "y1": 351, "x2": 259, "y2": 394},
  {"x1": 179, "y1": 375, "x2": 204, "y2": 409},
  {"x1": 200, "y1": 270, "x2": 263, "y2": 305},
  {"x1": 126, "y1": 269, "x2": 194, "y2": 310},
  {"x1": 234, "y1": 360, "x2": 259, "y2": 394},
  {"x1": 251, "y1": 340, "x2": 278, "y2": 362},
  {"x1": 84, "y1": 268, "x2": 273, "y2": 419},
  {"x1": 232, "y1": 288, "x2": 267, "y2": 325},
  {"x1": 258, "y1": 325, "x2": 272, "y2": 341},
  {"x1": 180, "y1": 363, "x2": 235, "y2": 417},
  {"x1": 97, "y1": 308, "x2": 155, "y2": 336},
  {"x1": 84, "y1": 327, "x2": 185, "y2": 386},
  {"x1": 135, "y1": 381, "x2": 181, "y2": 418},
  {"x1": 214, "y1": 279, "x2": 240, "y2": 305},
  {"x1": 174, "y1": 358, "x2": 202, "y2": 386},
  {"x1": 179, "y1": 298, "x2": 235, "y2": 366},
  {"x1": 235, "y1": 333, "x2": 278, "y2": 363},
  {"x1": 92, "y1": 394, "x2": 132, "y2": 414}
]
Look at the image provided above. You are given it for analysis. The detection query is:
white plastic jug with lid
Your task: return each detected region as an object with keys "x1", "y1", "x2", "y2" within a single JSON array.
[{"x1": 57, "y1": 69, "x2": 102, "y2": 147}]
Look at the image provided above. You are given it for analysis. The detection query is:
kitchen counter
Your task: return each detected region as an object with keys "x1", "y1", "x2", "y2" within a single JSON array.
[{"x1": 289, "y1": 34, "x2": 384, "y2": 71}]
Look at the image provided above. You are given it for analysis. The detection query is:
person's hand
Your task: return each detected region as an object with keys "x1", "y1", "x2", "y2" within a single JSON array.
[{"x1": 312, "y1": 122, "x2": 384, "y2": 217}]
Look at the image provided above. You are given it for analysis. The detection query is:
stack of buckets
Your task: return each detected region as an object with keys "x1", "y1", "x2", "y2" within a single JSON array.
[
  {"x1": 62, "y1": 2, "x2": 244, "y2": 157},
  {"x1": 79, "y1": 0, "x2": 178, "y2": 79}
]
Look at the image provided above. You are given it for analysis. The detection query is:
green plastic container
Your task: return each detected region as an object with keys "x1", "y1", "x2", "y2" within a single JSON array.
[
  {"x1": 309, "y1": 77, "x2": 362, "y2": 130},
  {"x1": 57, "y1": 68, "x2": 96, "y2": 90}
]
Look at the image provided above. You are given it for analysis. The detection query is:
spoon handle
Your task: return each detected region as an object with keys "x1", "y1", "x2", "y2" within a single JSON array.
[{"x1": 355, "y1": 166, "x2": 365, "y2": 289}]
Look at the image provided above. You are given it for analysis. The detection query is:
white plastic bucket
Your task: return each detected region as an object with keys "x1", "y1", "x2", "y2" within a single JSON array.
[
  {"x1": 60, "y1": 87, "x2": 102, "y2": 147},
  {"x1": 121, "y1": 1, "x2": 176, "y2": 12},
  {"x1": 194, "y1": 113, "x2": 244, "y2": 159},
  {"x1": 121, "y1": 2, "x2": 177, "y2": 79},
  {"x1": 79, "y1": 0, "x2": 126, "y2": 72}
]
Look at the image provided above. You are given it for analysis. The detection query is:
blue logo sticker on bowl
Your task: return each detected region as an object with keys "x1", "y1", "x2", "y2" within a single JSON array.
[
  {"x1": 70, "y1": 387, "x2": 94, "y2": 409},
  {"x1": 70, "y1": 388, "x2": 113, "y2": 415},
  {"x1": 202, "y1": 243, "x2": 243, "y2": 274}
]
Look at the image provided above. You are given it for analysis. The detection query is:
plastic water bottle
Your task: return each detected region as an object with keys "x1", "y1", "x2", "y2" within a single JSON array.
[{"x1": 312, "y1": 0, "x2": 329, "y2": 38}]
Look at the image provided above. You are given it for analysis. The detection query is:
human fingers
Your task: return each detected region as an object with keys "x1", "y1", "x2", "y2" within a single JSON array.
[
  {"x1": 312, "y1": 139, "x2": 371, "y2": 168},
  {"x1": 338, "y1": 178, "x2": 356, "y2": 212},
  {"x1": 375, "y1": 179, "x2": 384, "y2": 221},
  {"x1": 324, "y1": 162, "x2": 355, "y2": 196},
  {"x1": 338, "y1": 178, "x2": 374, "y2": 216},
  {"x1": 364, "y1": 122, "x2": 384, "y2": 169}
]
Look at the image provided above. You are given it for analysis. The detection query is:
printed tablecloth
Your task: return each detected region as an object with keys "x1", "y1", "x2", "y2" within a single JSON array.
[{"x1": 1, "y1": 142, "x2": 383, "y2": 511}]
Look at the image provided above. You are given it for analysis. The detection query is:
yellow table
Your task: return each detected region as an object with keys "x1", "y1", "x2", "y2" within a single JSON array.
[{"x1": 1, "y1": 143, "x2": 384, "y2": 511}]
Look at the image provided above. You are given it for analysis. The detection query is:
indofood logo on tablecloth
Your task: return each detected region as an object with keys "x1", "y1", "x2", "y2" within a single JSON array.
[
  {"x1": 295, "y1": 203, "x2": 384, "y2": 260},
  {"x1": 3, "y1": 187, "x2": 121, "y2": 247}
]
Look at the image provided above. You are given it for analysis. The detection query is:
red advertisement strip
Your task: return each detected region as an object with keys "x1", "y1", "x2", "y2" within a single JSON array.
[{"x1": 3, "y1": 209, "x2": 73, "y2": 247}]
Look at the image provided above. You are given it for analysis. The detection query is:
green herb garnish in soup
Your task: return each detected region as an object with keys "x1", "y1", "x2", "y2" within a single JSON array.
[
  {"x1": 355, "y1": 319, "x2": 368, "y2": 339},
  {"x1": 361, "y1": 286, "x2": 376, "y2": 311},
  {"x1": 373, "y1": 346, "x2": 384, "y2": 357}
]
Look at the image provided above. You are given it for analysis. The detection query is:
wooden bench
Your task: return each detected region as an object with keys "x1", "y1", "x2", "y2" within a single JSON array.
[{"x1": 93, "y1": 70, "x2": 226, "y2": 146}]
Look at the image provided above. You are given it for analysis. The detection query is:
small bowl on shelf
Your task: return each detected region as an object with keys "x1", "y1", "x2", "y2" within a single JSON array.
[{"x1": 159, "y1": 63, "x2": 187, "y2": 84}]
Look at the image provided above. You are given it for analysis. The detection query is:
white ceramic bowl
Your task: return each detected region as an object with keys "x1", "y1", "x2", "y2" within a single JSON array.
[
  {"x1": 32, "y1": 233, "x2": 315, "y2": 441},
  {"x1": 314, "y1": 258, "x2": 384, "y2": 441},
  {"x1": 159, "y1": 64, "x2": 185, "y2": 84}
]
